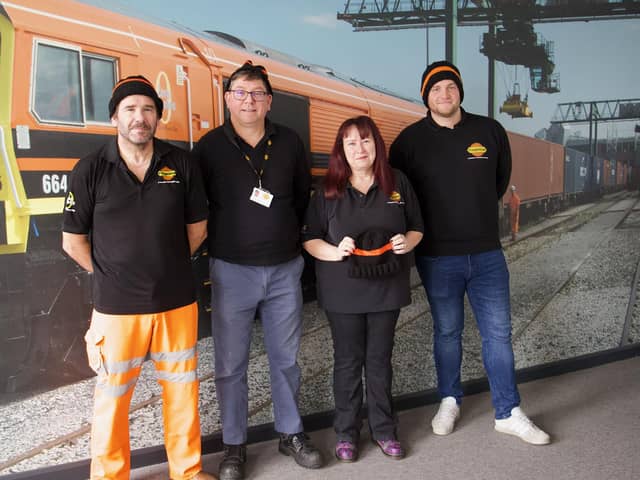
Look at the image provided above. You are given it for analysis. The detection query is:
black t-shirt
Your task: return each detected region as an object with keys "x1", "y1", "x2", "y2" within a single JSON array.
[
  {"x1": 390, "y1": 109, "x2": 512, "y2": 256},
  {"x1": 303, "y1": 169, "x2": 423, "y2": 313},
  {"x1": 193, "y1": 120, "x2": 311, "y2": 266},
  {"x1": 62, "y1": 138, "x2": 208, "y2": 314}
]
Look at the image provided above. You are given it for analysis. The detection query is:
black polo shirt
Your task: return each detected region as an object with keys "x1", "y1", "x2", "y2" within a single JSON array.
[
  {"x1": 303, "y1": 169, "x2": 423, "y2": 313},
  {"x1": 389, "y1": 109, "x2": 512, "y2": 256},
  {"x1": 62, "y1": 138, "x2": 208, "y2": 315},
  {"x1": 193, "y1": 119, "x2": 311, "y2": 266}
]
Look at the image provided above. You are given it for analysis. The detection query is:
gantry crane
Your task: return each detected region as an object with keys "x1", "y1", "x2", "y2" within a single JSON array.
[{"x1": 337, "y1": 1, "x2": 640, "y2": 117}]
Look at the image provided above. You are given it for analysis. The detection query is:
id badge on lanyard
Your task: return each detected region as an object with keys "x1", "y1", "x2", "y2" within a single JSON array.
[
  {"x1": 246, "y1": 138, "x2": 273, "y2": 208},
  {"x1": 250, "y1": 186, "x2": 273, "y2": 207}
]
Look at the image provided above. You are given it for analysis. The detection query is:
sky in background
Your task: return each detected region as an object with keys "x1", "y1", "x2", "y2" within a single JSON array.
[{"x1": 80, "y1": 0, "x2": 640, "y2": 141}]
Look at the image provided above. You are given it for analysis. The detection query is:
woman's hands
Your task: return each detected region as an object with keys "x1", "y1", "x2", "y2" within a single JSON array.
[
  {"x1": 304, "y1": 231, "x2": 422, "y2": 262},
  {"x1": 339, "y1": 232, "x2": 418, "y2": 258},
  {"x1": 391, "y1": 233, "x2": 408, "y2": 254},
  {"x1": 336, "y1": 236, "x2": 355, "y2": 259},
  {"x1": 303, "y1": 236, "x2": 355, "y2": 262},
  {"x1": 391, "y1": 231, "x2": 423, "y2": 255}
]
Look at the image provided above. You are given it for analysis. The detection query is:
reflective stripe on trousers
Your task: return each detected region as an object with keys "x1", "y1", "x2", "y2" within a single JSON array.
[{"x1": 85, "y1": 302, "x2": 202, "y2": 480}]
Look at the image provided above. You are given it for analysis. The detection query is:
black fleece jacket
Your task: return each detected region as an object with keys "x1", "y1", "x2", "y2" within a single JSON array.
[{"x1": 389, "y1": 109, "x2": 511, "y2": 256}]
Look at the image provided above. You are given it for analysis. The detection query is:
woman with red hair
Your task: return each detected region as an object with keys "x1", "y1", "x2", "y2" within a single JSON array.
[{"x1": 303, "y1": 116, "x2": 423, "y2": 462}]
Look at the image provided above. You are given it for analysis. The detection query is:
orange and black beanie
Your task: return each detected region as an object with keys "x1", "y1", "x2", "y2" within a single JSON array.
[
  {"x1": 420, "y1": 60, "x2": 464, "y2": 106},
  {"x1": 225, "y1": 60, "x2": 273, "y2": 95},
  {"x1": 348, "y1": 229, "x2": 401, "y2": 279},
  {"x1": 109, "y1": 75, "x2": 163, "y2": 118}
]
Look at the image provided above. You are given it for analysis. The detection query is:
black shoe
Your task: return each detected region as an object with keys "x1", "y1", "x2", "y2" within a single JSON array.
[
  {"x1": 278, "y1": 432, "x2": 324, "y2": 469},
  {"x1": 218, "y1": 443, "x2": 246, "y2": 480}
]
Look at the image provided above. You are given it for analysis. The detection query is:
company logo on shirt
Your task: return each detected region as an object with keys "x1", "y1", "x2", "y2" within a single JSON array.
[
  {"x1": 467, "y1": 142, "x2": 488, "y2": 159},
  {"x1": 64, "y1": 191, "x2": 76, "y2": 212},
  {"x1": 157, "y1": 166, "x2": 180, "y2": 184},
  {"x1": 387, "y1": 190, "x2": 405, "y2": 205}
]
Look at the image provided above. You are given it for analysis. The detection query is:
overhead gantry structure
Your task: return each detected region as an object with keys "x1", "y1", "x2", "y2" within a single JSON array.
[
  {"x1": 337, "y1": 1, "x2": 640, "y2": 30},
  {"x1": 337, "y1": 1, "x2": 640, "y2": 117},
  {"x1": 550, "y1": 98, "x2": 640, "y2": 156}
]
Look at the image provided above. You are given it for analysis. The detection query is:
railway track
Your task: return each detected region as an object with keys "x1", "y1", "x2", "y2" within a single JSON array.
[
  {"x1": 620, "y1": 255, "x2": 640, "y2": 346},
  {"x1": 619, "y1": 198, "x2": 640, "y2": 346},
  {"x1": 511, "y1": 195, "x2": 640, "y2": 343}
]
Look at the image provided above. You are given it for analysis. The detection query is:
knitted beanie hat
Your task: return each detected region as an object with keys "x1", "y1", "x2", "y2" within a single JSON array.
[
  {"x1": 108, "y1": 75, "x2": 163, "y2": 118},
  {"x1": 225, "y1": 60, "x2": 273, "y2": 95},
  {"x1": 348, "y1": 229, "x2": 401, "y2": 279},
  {"x1": 420, "y1": 61, "x2": 464, "y2": 106}
]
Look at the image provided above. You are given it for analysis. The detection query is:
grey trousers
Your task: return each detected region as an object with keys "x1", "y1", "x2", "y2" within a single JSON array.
[{"x1": 209, "y1": 255, "x2": 305, "y2": 444}]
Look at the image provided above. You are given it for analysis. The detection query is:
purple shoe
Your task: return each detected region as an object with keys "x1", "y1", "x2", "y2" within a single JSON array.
[
  {"x1": 374, "y1": 439, "x2": 405, "y2": 459},
  {"x1": 335, "y1": 441, "x2": 358, "y2": 462}
]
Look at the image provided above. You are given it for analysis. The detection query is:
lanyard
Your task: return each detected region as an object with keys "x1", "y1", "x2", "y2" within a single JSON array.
[{"x1": 243, "y1": 138, "x2": 272, "y2": 189}]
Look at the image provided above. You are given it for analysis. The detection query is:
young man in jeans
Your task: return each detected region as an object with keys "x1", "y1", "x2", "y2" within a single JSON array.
[{"x1": 390, "y1": 61, "x2": 551, "y2": 446}]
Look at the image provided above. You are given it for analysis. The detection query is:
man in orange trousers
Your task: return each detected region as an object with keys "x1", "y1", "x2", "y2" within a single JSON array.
[{"x1": 62, "y1": 76, "x2": 216, "y2": 480}]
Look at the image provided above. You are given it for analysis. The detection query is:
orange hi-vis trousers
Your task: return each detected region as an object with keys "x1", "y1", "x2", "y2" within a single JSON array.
[
  {"x1": 510, "y1": 207, "x2": 520, "y2": 234},
  {"x1": 85, "y1": 302, "x2": 202, "y2": 480}
]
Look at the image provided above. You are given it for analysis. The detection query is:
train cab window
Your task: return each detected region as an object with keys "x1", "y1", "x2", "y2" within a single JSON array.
[
  {"x1": 82, "y1": 55, "x2": 116, "y2": 122},
  {"x1": 32, "y1": 41, "x2": 116, "y2": 125},
  {"x1": 33, "y1": 43, "x2": 82, "y2": 123}
]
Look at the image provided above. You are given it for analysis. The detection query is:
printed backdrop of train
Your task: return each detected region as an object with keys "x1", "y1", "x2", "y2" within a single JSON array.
[
  {"x1": 0, "y1": 0, "x2": 426, "y2": 392},
  {"x1": 0, "y1": 0, "x2": 630, "y2": 393}
]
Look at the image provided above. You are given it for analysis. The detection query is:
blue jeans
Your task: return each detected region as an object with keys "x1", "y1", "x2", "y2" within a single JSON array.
[
  {"x1": 209, "y1": 256, "x2": 305, "y2": 444},
  {"x1": 415, "y1": 249, "x2": 520, "y2": 419}
]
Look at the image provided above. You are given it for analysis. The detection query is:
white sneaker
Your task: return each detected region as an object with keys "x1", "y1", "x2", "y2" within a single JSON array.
[
  {"x1": 494, "y1": 407, "x2": 551, "y2": 445},
  {"x1": 431, "y1": 396, "x2": 460, "y2": 435}
]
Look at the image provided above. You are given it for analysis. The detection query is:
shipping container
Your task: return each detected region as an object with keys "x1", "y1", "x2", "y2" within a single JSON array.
[
  {"x1": 564, "y1": 147, "x2": 590, "y2": 194},
  {"x1": 505, "y1": 131, "x2": 564, "y2": 203}
]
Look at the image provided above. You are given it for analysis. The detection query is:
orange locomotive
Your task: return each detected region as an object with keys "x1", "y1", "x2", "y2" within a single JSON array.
[{"x1": 0, "y1": 0, "x2": 425, "y2": 391}]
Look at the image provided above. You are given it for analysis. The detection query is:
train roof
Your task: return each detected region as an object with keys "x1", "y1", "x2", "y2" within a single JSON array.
[{"x1": 200, "y1": 30, "x2": 420, "y2": 105}]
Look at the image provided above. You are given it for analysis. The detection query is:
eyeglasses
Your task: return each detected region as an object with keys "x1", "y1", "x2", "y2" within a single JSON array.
[{"x1": 228, "y1": 89, "x2": 269, "y2": 102}]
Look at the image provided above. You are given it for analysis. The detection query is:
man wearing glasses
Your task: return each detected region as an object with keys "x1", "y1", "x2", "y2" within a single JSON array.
[{"x1": 193, "y1": 62, "x2": 322, "y2": 480}]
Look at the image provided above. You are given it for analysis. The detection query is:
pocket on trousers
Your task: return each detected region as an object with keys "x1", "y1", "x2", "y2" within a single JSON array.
[{"x1": 84, "y1": 328, "x2": 106, "y2": 376}]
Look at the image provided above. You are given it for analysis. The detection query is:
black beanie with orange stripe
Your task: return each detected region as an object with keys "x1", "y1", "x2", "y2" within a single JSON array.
[
  {"x1": 420, "y1": 61, "x2": 464, "y2": 106},
  {"x1": 348, "y1": 229, "x2": 400, "y2": 279},
  {"x1": 108, "y1": 75, "x2": 163, "y2": 118}
]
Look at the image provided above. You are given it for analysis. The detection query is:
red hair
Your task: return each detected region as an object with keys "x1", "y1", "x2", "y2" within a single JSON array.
[{"x1": 323, "y1": 116, "x2": 395, "y2": 199}]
